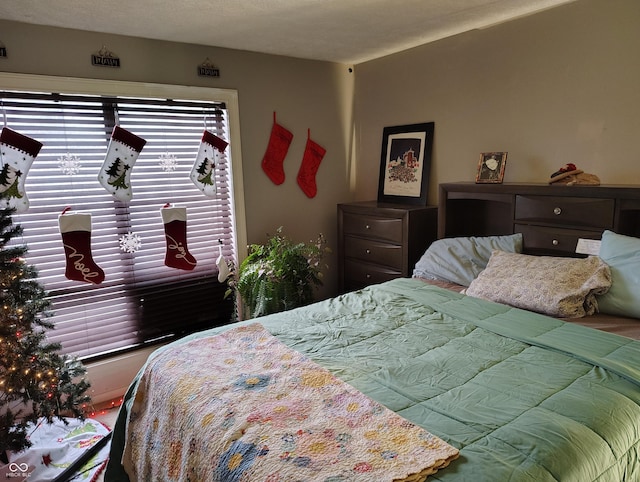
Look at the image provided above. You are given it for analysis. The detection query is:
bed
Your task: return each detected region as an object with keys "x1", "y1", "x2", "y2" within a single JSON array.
[{"x1": 105, "y1": 184, "x2": 640, "y2": 481}]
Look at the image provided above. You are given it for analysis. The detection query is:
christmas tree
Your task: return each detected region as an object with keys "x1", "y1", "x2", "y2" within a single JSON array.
[
  {"x1": 105, "y1": 157, "x2": 130, "y2": 191},
  {"x1": 0, "y1": 164, "x2": 23, "y2": 201},
  {"x1": 0, "y1": 208, "x2": 90, "y2": 458}
]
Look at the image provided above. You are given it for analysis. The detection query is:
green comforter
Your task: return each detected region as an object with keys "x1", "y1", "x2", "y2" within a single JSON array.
[{"x1": 106, "y1": 278, "x2": 640, "y2": 481}]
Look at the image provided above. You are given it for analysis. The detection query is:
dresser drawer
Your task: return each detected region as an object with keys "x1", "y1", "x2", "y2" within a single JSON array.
[
  {"x1": 338, "y1": 202, "x2": 437, "y2": 293},
  {"x1": 342, "y1": 212, "x2": 403, "y2": 243},
  {"x1": 515, "y1": 195, "x2": 614, "y2": 230},
  {"x1": 344, "y1": 236, "x2": 403, "y2": 268},
  {"x1": 515, "y1": 224, "x2": 602, "y2": 256},
  {"x1": 343, "y1": 259, "x2": 402, "y2": 290}
]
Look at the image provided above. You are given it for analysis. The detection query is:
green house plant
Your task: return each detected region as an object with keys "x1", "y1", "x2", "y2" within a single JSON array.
[{"x1": 236, "y1": 227, "x2": 328, "y2": 318}]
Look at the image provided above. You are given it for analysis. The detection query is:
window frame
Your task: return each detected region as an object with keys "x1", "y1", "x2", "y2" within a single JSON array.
[{"x1": 0, "y1": 72, "x2": 248, "y2": 357}]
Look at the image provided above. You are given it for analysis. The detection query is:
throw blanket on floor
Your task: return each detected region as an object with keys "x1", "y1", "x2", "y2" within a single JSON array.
[
  {"x1": 123, "y1": 323, "x2": 459, "y2": 481},
  {"x1": 1, "y1": 417, "x2": 110, "y2": 482}
]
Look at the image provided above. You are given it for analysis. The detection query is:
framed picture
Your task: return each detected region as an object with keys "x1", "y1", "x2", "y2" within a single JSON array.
[
  {"x1": 377, "y1": 122, "x2": 434, "y2": 205},
  {"x1": 476, "y1": 152, "x2": 507, "y2": 183}
]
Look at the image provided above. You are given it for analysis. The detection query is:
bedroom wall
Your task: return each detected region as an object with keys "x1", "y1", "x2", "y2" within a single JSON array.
[
  {"x1": 352, "y1": 0, "x2": 640, "y2": 206},
  {"x1": 0, "y1": 19, "x2": 355, "y2": 299}
]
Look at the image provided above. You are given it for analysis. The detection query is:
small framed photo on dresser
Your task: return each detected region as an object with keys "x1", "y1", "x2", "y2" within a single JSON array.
[{"x1": 476, "y1": 152, "x2": 507, "y2": 183}]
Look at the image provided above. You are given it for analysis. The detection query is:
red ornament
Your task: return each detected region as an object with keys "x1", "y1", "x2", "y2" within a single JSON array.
[{"x1": 550, "y1": 163, "x2": 578, "y2": 178}]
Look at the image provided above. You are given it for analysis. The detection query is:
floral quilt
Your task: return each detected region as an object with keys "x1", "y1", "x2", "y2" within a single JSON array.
[{"x1": 122, "y1": 323, "x2": 459, "y2": 481}]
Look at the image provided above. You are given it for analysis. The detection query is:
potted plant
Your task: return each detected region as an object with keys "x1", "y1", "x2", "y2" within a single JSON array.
[{"x1": 236, "y1": 227, "x2": 329, "y2": 318}]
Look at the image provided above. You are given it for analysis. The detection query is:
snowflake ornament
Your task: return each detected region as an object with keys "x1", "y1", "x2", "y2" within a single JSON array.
[
  {"x1": 58, "y1": 153, "x2": 82, "y2": 175},
  {"x1": 119, "y1": 231, "x2": 142, "y2": 253},
  {"x1": 158, "y1": 152, "x2": 178, "y2": 172}
]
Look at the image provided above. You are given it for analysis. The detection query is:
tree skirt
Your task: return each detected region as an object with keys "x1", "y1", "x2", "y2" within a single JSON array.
[{"x1": 1, "y1": 417, "x2": 110, "y2": 482}]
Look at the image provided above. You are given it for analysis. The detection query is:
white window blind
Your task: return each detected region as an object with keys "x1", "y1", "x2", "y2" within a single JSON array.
[{"x1": 1, "y1": 91, "x2": 235, "y2": 360}]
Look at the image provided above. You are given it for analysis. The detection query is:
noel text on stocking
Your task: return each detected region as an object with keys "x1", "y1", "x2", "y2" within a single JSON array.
[
  {"x1": 59, "y1": 209, "x2": 105, "y2": 285},
  {"x1": 161, "y1": 205, "x2": 197, "y2": 270},
  {"x1": 64, "y1": 243, "x2": 103, "y2": 284}
]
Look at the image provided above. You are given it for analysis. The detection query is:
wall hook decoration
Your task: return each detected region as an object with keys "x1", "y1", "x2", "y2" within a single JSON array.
[
  {"x1": 91, "y1": 45, "x2": 120, "y2": 68},
  {"x1": 198, "y1": 57, "x2": 220, "y2": 78}
]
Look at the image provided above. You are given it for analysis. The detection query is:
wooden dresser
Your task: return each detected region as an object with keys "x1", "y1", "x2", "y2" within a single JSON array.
[
  {"x1": 337, "y1": 201, "x2": 437, "y2": 293},
  {"x1": 439, "y1": 182, "x2": 640, "y2": 257}
]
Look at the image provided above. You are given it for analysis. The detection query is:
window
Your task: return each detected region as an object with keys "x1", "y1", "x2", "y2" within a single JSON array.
[{"x1": 0, "y1": 74, "x2": 246, "y2": 361}]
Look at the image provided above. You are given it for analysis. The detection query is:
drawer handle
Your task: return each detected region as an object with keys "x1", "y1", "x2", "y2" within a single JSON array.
[
  {"x1": 365, "y1": 224, "x2": 371, "y2": 230},
  {"x1": 552, "y1": 239, "x2": 559, "y2": 246},
  {"x1": 553, "y1": 207, "x2": 562, "y2": 215},
  {"x1": 365, "y1": 249, "x2": 371, "y2": 255},
  {"x1": 366, "y1": 273, "x2": 371, "y2": 279}
]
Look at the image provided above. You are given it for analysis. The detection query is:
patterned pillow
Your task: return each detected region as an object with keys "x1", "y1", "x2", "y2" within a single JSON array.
[{"x1": 465, "y1": 251, "x2": 611, "y2": 318}]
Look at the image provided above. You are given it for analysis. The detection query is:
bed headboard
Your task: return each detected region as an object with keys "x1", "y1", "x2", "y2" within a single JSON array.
[{"x1": 438, "y1": 182, "x2": 640, "y2": 257}]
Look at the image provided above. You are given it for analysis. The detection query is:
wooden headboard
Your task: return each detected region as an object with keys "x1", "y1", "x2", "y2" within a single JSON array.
[{"x1": 438, "y1": 182, "x2": 640, "y2": 258}]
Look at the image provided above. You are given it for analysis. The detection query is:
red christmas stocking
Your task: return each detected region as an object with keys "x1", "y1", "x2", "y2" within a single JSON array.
[
  {"x1": 296, "y1": 130, "x2": 326, "y2": 198},
  {"x1": 0, "y1": 127, "x2": 43, "y2": 213},
  {"x1": 261, "y1": 112, "x2": 293, "y2": 185},
  {"x1": 161, "y1": 205, "x2": 197, "y2": 270},
  {"x1": 58, "y1": 210, "x2": 105, "y2": 284}
]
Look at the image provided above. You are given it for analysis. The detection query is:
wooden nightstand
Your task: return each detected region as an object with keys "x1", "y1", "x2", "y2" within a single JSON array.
[{"x1": 337, "y1": 201, "x2": 437, "y2": 293}]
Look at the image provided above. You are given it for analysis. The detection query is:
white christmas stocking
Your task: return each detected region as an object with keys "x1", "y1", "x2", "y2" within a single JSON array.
[
  {"x1": 0, "y1": 127, "x2": 43, "y2": 213},
  {"x1": 98, "y1": 126, "x2": 147, "y2": 202},
  {"x1": 216, "y1": 244, "x2": 230, "y2": 283},
  {"x1": 190, "y1": 130, "x2": 228, "y2": 197}
]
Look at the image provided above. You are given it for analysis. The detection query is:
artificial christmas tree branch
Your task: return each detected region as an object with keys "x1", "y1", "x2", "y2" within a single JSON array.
[{"x1": 0, "y1": 207, "x2": 91, "y2": 457}]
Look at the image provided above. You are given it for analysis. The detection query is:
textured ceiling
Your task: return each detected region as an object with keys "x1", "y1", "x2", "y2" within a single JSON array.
[{"x1": 0, "y1": 0, "x2": 576, "y2": 64}]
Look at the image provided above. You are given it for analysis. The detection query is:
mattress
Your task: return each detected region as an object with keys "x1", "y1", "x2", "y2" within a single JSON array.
[
  {"x1": 419, "y1": 277, "x2": 640, "y2": 340},
  {"x1": 106, "y1": 278, "x2": 640, "y2": 481}
]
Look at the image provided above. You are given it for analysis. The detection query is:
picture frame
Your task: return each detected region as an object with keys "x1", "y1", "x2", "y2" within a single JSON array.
[
  {"x1": 377, "y1": 122, "x2": 434, "y2": 205},
  {"x1": 476, "y1": 152, "x2": 507, "y2": 184}
]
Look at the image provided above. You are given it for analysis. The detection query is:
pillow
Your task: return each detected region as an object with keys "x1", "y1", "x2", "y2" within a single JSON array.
[
  {"x1": 597, "y1": 230, "x2": 640, "y2": 318},
  {"x1": 465, "y1": 250, "x2": 611, "y2": 318},
  {"x1": 413, "y1": 233, "x2": 523, "y2": 287}
]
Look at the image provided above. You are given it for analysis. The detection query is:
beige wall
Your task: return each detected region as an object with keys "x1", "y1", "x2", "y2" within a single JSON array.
[
  {"x1": 0, "y1": 20, "x2": 355, "y2": 298},
  {"x1": 353, "y1": 0, "x2": 640, "y2": 206},
  {"x1": 2, "y1": 0, "x2": 639, "y2": 299}
]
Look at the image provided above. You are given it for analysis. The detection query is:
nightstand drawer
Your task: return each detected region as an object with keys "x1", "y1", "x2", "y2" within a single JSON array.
[
  {"x1": 338, "y1": 201, "x2": 437, "y2": 293},
  {"x1": 515, "y1": 195, "x2": 614, "y2": 229},
  {"x1": 343, "y1": 259, "x2": 402, "y2": 290},
  {"x1": 344, "y1": 236, "x2": 403, "y2": 268},
  {"x1": 515, "y1": 223, "x2": 602, "y2": 256},
  {"x1": 342, "y1": 213, "x2": 403, "y2": 243}
]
